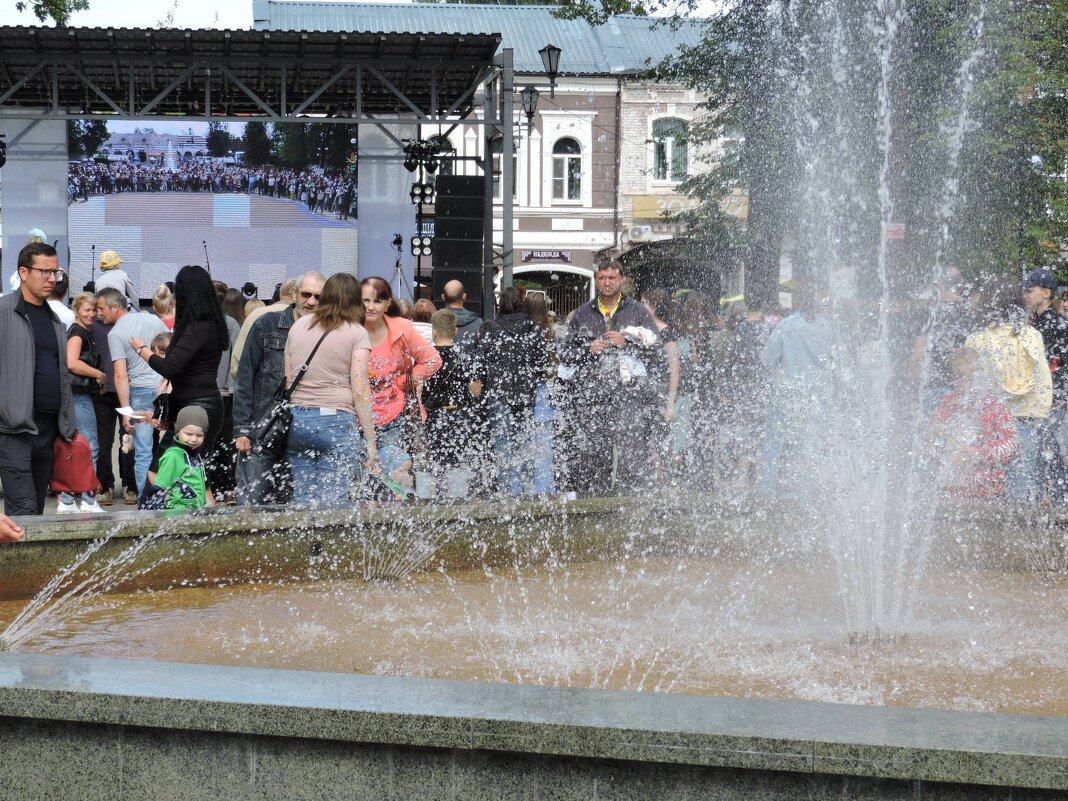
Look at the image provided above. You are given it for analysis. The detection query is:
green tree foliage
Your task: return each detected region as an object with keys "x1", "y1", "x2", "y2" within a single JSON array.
[
  {"x1": 243, "y1": 122, "x2": 272, "y2": 167},
  {"x1": 14, "y1": 0, "x2": 88, "y2": 25},
  {"x1": 653, "y1": 0, "x2": 1067, "y2": 300},
  {"x1": 268, "y1": 122, "x2": 359, "y2": 172},
  {"x1": 206, "y1": 122, "x2": 231, "y2": 157},
  {"x1": 66, "y1": 119, "x2": 108, "y2": 160},
  {"x1": 271, "y1": 122, "x2": 312, "y2": 170}
]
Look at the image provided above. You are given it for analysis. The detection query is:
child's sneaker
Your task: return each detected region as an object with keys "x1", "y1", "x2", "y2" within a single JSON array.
[{"x1": 56, "y1": 498, "x2": 79, "y2": 514}]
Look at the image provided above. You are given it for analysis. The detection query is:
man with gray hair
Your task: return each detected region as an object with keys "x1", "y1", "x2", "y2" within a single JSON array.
[
  {"x1": 232, "y1": 271, "x2": 324, "y2": 504},
  {"x1": 96, "y1": 286, "x2": 166, "y2": 496},
  {"x1": 230, "y1": 277, "x2": 300, "y2": 377}
]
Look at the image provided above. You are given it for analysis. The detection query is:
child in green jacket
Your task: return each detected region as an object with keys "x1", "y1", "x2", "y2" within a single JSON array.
[{"x1": 139, "y1": 405, "x2": 213, "y2": 511}]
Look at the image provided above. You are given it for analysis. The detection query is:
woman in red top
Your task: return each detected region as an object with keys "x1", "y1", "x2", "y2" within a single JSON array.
[
  {"x1": 928, "y1": 347, "x2": 1018, "y2": 500},
  {"x1": 359, "y1": 277, "x2": 441, "y2": 486}
]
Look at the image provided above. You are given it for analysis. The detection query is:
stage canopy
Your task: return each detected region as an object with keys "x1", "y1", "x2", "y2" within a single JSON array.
[{"x1": 0, "y1": 26, "x2": 502, "y2": 124}]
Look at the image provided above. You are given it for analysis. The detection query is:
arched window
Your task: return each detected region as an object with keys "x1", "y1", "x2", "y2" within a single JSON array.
[
  {"x1": 491, "y1": 136, "x2": 518, "y2": 200},
  {"x1": 652, "y1": 117, "x2": 688, "y2": 182},
  {"x1": 552, "y1": 138, "x2": 581, "y2": 201}
]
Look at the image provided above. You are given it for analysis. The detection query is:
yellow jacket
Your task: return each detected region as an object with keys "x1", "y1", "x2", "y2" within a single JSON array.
[{"x1": 965, "y1": 324, "x2": 1052, "y2": 419}]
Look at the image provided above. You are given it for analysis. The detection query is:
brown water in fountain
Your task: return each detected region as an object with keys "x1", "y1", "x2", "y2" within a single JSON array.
[{"x1": 2, "y1": 555, "x2": 1066, "y2": 715}]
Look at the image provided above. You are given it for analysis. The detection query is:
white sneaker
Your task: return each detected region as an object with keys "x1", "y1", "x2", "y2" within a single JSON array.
[
  {"x1": 79, "y1": 497, "x2": 105, "y2": 514},
  {"x1": 56, "y1": 499, "x2": 79, "y2": 514}
]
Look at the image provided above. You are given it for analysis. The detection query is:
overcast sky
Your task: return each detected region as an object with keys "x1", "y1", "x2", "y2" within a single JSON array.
[{"x1": 0, "y1": 0, "x2": 253, "y2": 28}]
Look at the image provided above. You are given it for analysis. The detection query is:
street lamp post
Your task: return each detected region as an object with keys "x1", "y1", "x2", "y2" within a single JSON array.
[{"x1": 499, "y1": 45, "x2": 562, "y2": 292}]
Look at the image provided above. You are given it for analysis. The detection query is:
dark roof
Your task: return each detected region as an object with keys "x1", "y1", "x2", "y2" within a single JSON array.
[
  {"x1": 0, "y1": 26, "x2": 501, "y2": 119},
  {"x1": 255, "y1": 1, "x2": 705, "y2": 75}
]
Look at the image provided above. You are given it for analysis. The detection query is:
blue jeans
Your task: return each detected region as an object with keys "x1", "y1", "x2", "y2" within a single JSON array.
[
  {"x1": 236, "y1": 449, "x2": 291, "y2": 506},
  {"x1": 129, "y1": 385, "x2": 158, "y2": 495},
  {"x1": 1006, "y1": 417, "x2": 1043, "y2": 503},
  {"x1": 531, "y1": 383, "x2": 556, "y2": 495},
  {"x1": 376, "y1": 416, "x2": 410, "y2": 477},
  {"x1": 486, "y1": 397, "x2": 534, "y2": 496},
  {"x1": 287, "y1": 407, "x2": 361, "y2": 505},
  {"x1": 61, "y1": 393, "x2": 101, "y2": 505}
]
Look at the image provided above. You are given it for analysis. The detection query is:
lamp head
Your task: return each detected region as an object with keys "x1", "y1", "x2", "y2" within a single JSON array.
[
  {"x1": 539, "y1": 43, "x2": 562, "y2": 98},
  {"x1": 521, "y1": 85, "x2": 540, "y2": 131}
]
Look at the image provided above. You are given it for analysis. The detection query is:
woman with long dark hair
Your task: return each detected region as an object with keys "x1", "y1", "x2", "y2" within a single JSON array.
[
  {"x1": 360, "y1": 277, "x2": 440, "y2": 487},
  {"x1": 285, "y1": 273, "x2": 379, "y2": 504},
  {"x1": 129, "y1": 264, "x2": 230, "y2": 484}
]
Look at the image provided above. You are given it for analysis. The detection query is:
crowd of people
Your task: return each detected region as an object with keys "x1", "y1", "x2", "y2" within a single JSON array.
[
  {"x1": 1, "y1": 240, "x2": 1066, "y2": 537},
  {"x1": 68, "y1": 160, "x2": 358, "y2": 220}
]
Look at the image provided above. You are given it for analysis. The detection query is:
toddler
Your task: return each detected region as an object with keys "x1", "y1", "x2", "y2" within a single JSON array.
[{"x1": 139, "y1": 405, "x2": 213, "y2": 510}]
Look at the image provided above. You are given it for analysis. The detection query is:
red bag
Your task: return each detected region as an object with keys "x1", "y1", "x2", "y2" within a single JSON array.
[{"x1": 50, "y1": 434, "x2": 100, "y2": 494}]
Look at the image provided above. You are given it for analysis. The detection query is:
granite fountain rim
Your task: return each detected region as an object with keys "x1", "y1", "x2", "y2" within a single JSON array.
[{"x1": 0, "y1": 651, "x2": 1066, "y2": 790}]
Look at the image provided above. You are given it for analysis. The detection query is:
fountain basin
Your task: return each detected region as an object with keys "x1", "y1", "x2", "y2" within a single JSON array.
[{"x1": 1, "y1": 500, "x2": 1067, "y2": 797}]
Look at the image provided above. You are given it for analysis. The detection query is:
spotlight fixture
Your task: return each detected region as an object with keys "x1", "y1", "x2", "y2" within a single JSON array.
[
  {"x1": 402, "y1": 138, "x2": 451, "y2": 175},
  {"x1": 391, "y1": 233, "x2": 403, "y2": 251},
  {"x1": 410, "y1": 235, "x2": 433, "y2": 257},
  {"x1": 410, "y1": 182, "x2": 435, "y2": 204}
]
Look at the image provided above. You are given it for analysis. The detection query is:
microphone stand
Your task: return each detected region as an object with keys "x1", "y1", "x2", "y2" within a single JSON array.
[
  {"x1": 90, "y1": 244, "x2": 96, "y2": 290},
  {"x1": 202, "y1": 240, "x2": 211, "y2": 276}
]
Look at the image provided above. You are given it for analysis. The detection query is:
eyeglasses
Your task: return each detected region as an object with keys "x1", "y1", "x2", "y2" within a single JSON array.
[
  {"x1": 300, "y1": 291, "x2": 321, "y2": 301},
  {"x1": 24, "y1": 267, "x2": 65, "y2": 280}
]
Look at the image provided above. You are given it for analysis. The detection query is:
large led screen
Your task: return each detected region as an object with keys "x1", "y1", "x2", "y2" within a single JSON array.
[{"x1": 65, "y1": 121, "x2": 358, "y2": 297}]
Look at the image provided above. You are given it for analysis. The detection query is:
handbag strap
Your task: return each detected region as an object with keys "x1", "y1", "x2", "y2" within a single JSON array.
[{"x1": 283, "y1": 330, "x2": 331, "y2": 400}]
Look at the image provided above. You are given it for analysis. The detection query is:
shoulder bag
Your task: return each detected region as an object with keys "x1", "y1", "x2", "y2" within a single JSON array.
[
  {"x1": 250, "y1": 330, "x2": 331, "y2": 458},
  {"x1": 50, "y1": 434, "x2": 100, "y2": 494},
  {"x1": 69, "y1": 327, "x2": 103, "y2": 394}
]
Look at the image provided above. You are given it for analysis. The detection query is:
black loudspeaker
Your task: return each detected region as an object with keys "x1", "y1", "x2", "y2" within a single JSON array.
[{"x1": 432, "y1": 175, "x2": 486, "y2": 302}]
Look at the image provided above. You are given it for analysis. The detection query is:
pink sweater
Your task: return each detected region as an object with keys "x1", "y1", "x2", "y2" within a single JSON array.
[{"x1": 368, "y1": 315, "x2": 440, "y2": 426}]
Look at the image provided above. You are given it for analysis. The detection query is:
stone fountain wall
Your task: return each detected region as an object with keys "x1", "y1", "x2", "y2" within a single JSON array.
[{"x1": 1, "y1": 651, "x2": 1067, "y2": 800}]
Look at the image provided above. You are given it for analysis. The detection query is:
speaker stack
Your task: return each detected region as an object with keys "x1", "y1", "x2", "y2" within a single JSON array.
[{"x1": 432, "y1": 175, "x2": 485, "y2": 309}]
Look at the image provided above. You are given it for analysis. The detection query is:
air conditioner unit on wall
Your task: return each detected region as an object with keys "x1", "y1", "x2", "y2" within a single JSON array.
[{"x1": 628, "y1": 224, "x2": 653, "y2": 242}]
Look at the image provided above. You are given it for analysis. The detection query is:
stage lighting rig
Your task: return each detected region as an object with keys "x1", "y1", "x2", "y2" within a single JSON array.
[
  {"x1": 409, "y1": 182, "x2": 435, "y2": 205},
  {"x1": 410, "y1": 235, "x2": 433, "y2": 257},
  {"x1": 402, "y1": 139, "x2": 449, "y2": 175}
]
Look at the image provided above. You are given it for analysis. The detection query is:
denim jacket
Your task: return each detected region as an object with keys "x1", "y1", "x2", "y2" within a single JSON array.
[{"x1": 233, "y1": 305, "x2": 295, "y2": 438}]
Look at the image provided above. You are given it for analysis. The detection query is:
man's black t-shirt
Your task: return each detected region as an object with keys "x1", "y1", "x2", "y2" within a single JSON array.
[{"x1": 25, "y1": 299, "x2": 61, "y2": 415}]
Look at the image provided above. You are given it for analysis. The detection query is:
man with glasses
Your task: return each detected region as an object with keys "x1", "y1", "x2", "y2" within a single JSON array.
[
  {"x1": 229, "y1": 277, "x2": 299, "y2": 378},
  {"x1": 233, "y1": 271, "x2": 324, "y2": 504},
  {"x1": 0, "y1": 243, "x2": 78, "y2": 515}
]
